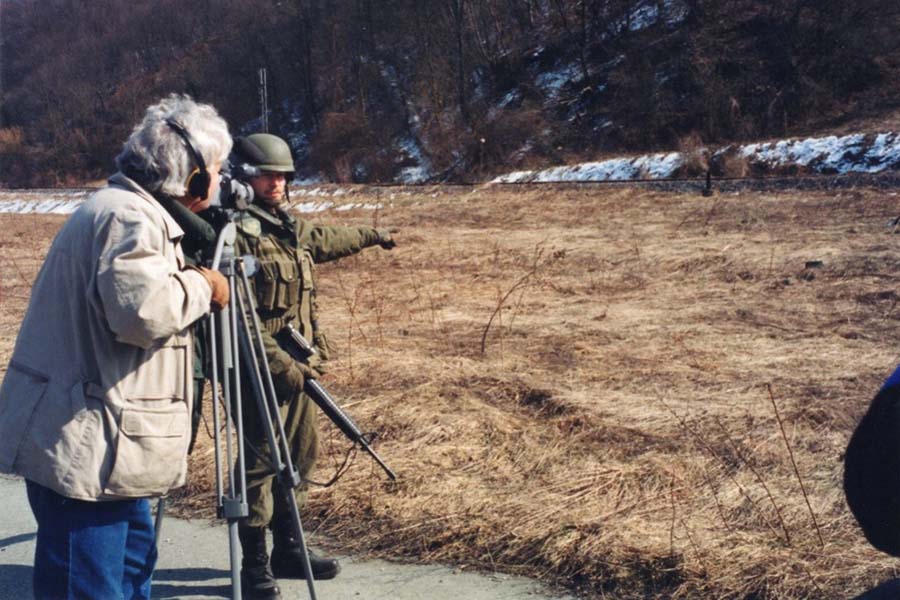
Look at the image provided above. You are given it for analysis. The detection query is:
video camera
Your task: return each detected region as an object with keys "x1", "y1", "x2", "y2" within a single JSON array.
[{"x1": 214, "y1": 160, "x2": 260, "y2": 211}]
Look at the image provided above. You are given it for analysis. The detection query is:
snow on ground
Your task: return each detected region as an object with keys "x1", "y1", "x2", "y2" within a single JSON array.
[
  {"x1": 535, "y1": 63, "x2": 584, "y2": 99},
  {"x1": 292, "y1": 200, "x2": 335, "y2": 213},
  {"x1": 494, "y1": 152, "x2": 683, "y2": 183},
  {"x1": 732, "y1": 132, "x2": 900, "y2": 174},
  {"x1": 287, "y1": 187, "x2": 384, "y2": 211},
  {"x1": 627, "y1": 2, "x2": 661, "y2": 31},
  {"x1": 0, "y1": 187, "x2": 382, "y2": 215},
  {"x1": 611, "y1": 0, "x2": 689, "y2": 34},
  {"x1": 493, "y1": 132, "x2": 900, "y2": 183},
  {"x1": 395, "y1": 136, "x2": 433, "y2": 184},
  {"x1": 3, "y1": 131, "x2": 900, "y2": 214},
  {"x1": 292, "y1": 187, "x2": 350, "y2": 197},
  {"x1": 289, "y1": 199, "x2": 384, "y2": 214},
  {"x1": 0, "y1": 190, "x2": 91, "y2": 214}
]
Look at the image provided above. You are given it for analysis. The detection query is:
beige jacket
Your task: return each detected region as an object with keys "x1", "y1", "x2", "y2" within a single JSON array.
[{"x1": 0, "y1": 174, "x2": 212, "y2": 500}]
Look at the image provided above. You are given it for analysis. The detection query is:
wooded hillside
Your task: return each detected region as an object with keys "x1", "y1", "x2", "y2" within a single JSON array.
[{"x1": 2, "y1": 0, "x2": 900, "y2": 186}]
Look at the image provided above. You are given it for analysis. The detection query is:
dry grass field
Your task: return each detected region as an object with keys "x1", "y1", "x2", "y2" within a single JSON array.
[{"x1": 3, "y1": 184, "x2": 900, "y2": 598}]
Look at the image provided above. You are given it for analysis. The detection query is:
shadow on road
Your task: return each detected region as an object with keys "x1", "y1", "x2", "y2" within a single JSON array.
[
  {"x1": 152, "y1": 567, "x2": 232, "y2": 599},
  {"x1": 0, "y1": 558, "x2": 231, "y2": 599},
  {"x1": 0, "y1": 532, "x2": 35, "y2": 549}
]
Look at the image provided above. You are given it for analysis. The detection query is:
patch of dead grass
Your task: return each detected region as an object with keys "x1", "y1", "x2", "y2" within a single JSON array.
[{"x1": 3, "y1": 185, "x2": 900, "y2": 598}]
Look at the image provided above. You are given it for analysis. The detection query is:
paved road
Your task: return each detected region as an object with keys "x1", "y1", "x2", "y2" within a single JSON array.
[{"x1": 0, "y1": 476, "x2": 576, "y2": 599}]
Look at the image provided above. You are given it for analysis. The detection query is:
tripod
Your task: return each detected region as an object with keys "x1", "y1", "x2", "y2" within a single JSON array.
[{"x1": 208, "y1": 221, "x2": 318, "y2": 600}]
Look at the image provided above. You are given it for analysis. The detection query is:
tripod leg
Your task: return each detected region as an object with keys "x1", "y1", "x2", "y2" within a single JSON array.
[
  {"x1": 209, "y1": 223, "x2": 252, "y2": 599},
  {"x1": 234, "y1": 261, "x2": 318, "y2": 600},
  {"x1": 279, "y1": 487, "x2": 318, "y2": 599},
  {"x1": 210, "y1": 259, "x2": 250, "y2": 599}
]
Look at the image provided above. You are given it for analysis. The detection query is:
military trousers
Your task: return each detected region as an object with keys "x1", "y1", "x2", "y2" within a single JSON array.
[{"x1": 236, "y1": 385, "x2": 319, "y2": 528}]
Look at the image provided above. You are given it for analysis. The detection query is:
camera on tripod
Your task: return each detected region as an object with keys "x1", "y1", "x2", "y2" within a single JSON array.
[{"x1": 214, "y1": 160, "x2": 260, "y2": 211}]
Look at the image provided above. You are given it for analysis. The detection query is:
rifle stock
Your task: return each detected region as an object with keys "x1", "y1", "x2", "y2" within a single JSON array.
[{"x1": 279, "y1": 325, "x2": 397, "y2": 481}]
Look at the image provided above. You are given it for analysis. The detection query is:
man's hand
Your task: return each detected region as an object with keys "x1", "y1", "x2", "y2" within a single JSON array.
[
  {"x1": 376, "y1": 228, "x2": 397, "y2": 250},
  {"x1": 196, "y1": 267, "x2": 229, "y2": 311}
]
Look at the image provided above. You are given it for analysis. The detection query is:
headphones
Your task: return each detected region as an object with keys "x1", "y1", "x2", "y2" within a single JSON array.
[{"x1": 165, "y1": 118, "x2": 210, "y2": 200}]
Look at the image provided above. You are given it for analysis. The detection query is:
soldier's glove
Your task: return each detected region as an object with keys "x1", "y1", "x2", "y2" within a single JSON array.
[
  {"x1": 376, "y1": 228, "x2": 397, "y2": 250},
  {"x1": 283, "y1": 362, "x2": 322, "y2": 405},
  {"x1": 298, "y1": 362, "x2": 322, "y2": 381},
  {"x1": 193, "y1": 266, "x2": 230, "y2": 311}
]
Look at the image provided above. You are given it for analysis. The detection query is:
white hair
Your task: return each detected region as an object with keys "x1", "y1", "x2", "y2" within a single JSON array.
[{"x1": 115, "y1": 94, "x2": 232, "y2": 197}]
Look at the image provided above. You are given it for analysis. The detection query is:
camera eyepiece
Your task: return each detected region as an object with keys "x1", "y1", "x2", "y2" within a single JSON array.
[{"x1": 213, "y1": 161, "x2": 256, "y2": 211}]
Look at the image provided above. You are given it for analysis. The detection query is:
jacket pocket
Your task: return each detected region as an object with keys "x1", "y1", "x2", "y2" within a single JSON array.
[
  {"x1": 277, "y1": 259, "x2": 301, "y2": 307},
  {"x1": 0, "y1": 362, "x2": 49, "y2": 471},
  {"x1": 123, "y1": 336, "x2": 188, "y2": 401},
  {"x1": 102, "y1": 403, "x2": 188, "y2": 497},
  {"x1": 255, "y1": 260, "x2": 279, "y2": 309}
]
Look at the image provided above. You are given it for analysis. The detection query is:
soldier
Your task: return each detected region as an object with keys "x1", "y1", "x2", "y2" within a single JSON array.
[{"x1": 230, "y1": 133, "x2": 396, "y2": 599}]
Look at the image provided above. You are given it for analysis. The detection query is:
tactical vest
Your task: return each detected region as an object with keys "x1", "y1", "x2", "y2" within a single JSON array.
[{"x1": 235, "y1": 207, "x2": 323, "y2": 359}]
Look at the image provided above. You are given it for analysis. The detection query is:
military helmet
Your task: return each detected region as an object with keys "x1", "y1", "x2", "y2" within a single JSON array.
[{"x1": 233, "y1": 133, "x2": 295, "y2": 174}]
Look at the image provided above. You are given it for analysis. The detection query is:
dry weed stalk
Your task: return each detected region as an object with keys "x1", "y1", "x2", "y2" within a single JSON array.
[
  {"x1": 480, "y1": 242, "x2": 558, "y2": 355},
  {"x1": 712, "y1": 416, "x2": 792, "y2": 545},
  {"x1": 333, "y1": 269, "x2": 370, "y2": 380},
  {"x1": 766, "y1": 383, "x2": 825, "y2": 548},
  {"x1": 8, "y1": 255, "x2": 32, "y2": 291},
  {"x1": 658, "y1": 397, "x2": 789, "y2": 544},
  {"x1": 362, "y1": 272, "x2": 387, "y2": 346}
]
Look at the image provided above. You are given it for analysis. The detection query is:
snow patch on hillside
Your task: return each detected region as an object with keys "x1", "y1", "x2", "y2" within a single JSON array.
[
  {"x1": 536, "y1": 63, "x2": 584, "y2": 99},
  {"x1": 4, "y1": 131, "x2": 900, "y2": 214},
  {"x1": 493, "y1": 132, "x2": 900, "y2": 183},
  {"x1": 730, "y1": 133, "x2": 900, "y2": 174},
  {"x1": 494, "y1": 152, "x2": 683, "y2": 183},
  {"x1": 395, "y1": 136, "x2": 432, "y2": 184},
  {"x1": 614, "y1": 0, "x2": 690, "y2": 34}
]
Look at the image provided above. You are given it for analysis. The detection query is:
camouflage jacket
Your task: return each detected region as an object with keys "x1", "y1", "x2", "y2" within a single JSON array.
[{"x1": 234, "y1": 202, "x2": 382, "y2": 397}]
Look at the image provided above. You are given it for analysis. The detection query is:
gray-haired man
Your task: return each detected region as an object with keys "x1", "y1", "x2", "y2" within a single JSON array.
[{"x1": 0, "y1": 94, "x2": 231, "y2": 599}]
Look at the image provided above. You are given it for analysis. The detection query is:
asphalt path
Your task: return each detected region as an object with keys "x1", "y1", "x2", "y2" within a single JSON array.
[{"x1": 0, "y1": 476, "x2": 576, "y2": 599}]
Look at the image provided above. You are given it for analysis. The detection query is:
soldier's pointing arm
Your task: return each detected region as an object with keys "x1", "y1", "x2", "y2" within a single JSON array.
[{"x1": 297, "y1": 219, "x2": 390, "y2": 263}]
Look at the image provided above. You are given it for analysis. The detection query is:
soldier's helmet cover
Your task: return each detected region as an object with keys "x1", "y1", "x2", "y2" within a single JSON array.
[{"x1": 233, "y1": 133, "x2": 295, "y2": 174}]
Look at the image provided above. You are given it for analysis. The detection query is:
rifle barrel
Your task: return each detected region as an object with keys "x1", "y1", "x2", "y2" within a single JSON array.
[{"x1": 305, "y1": 379, "x2": 397, "y2": 481}]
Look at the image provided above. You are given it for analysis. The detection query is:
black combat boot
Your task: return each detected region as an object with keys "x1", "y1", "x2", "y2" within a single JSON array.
[
  {"x1": 270, "y1": 522, "x2": 341, "y2": 580},
  {"x1": 238, "y1": 524, "x2": 282, "y2": 600}
]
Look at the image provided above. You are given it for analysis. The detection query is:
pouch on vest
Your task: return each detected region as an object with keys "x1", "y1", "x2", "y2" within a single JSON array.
[
  {"x1": 255, "y1": 259, "x2": 301, "y2": 311},
  {"x1": 256, "y1": 260, "x2": 279, "y2": 309},
  {"x1": 278, "y1": 259, "x2": 301, "y2": 307},
  {"x1": 844, "y1": 369, "x2": 900, "y2": 556}
]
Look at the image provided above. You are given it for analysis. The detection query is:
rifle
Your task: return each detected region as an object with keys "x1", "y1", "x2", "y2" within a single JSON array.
[{"x1": 277, "y1": 324, "x2": 397, "y2": 481}]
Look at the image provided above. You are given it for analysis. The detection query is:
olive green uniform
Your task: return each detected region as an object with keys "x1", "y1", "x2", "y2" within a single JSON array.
[{"x1": 234, "y1": 202, "x2": 383, "y2": 527}]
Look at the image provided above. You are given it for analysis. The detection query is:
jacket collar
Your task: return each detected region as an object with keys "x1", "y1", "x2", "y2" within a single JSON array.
[
  {"x1": 107, "y1": 172, "x2": 185, "y2": 241},
  {"x1": 247, "y1": 202, "x2": 295, "y2": 229}
]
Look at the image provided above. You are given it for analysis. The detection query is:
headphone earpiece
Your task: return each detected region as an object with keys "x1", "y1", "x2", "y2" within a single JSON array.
[
  {"x1": 186, "y1": 166, "x2": 210, "y2": 200},
  {"x1": 166, "y1": 119, "x2": 210, "y2": 200}
]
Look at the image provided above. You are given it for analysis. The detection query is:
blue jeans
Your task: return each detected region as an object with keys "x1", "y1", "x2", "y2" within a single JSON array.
[{"x1": 25, "y1": 480, "x2": 157, "y2": 600}]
